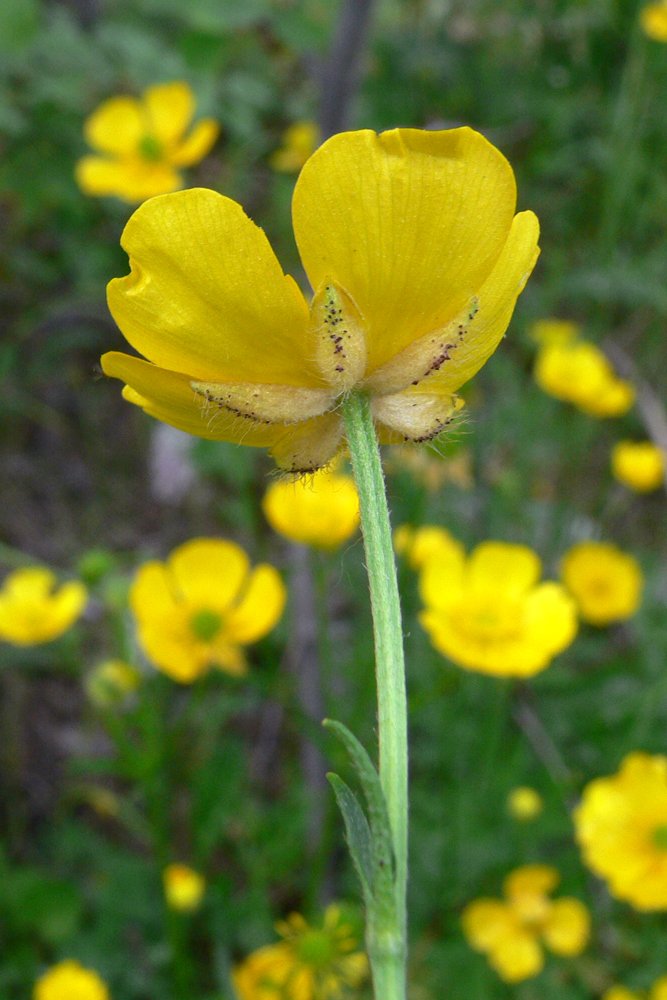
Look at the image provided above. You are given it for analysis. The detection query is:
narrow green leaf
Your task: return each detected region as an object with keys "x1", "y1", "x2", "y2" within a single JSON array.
[{"x1": 327, "y1": 773, "x2": 374, "y2": 906}]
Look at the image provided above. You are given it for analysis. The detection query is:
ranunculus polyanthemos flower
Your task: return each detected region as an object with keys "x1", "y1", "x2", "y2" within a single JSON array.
[
  {"x1": 462, "y1": 864, "x2": 590, "y2": 983},
  {"x1": 0, "y1": 567, "x2": 87, "y2": 646},
  {"x1": 603, "y1": 978, "x2": 667, "y2": 1000},
  {"x1": 419, "y1": 541, "x2": 577, "y2": 677},
  {"x1": 262, "y1": 463, "x2": 359, "y2": 549},
  {"x1": 34, "y1": 960, "x2": 109, "y2": 1000},
  {"x1": 76, "y1": 82, "x2": 219, "y2": 204},
  {"x1": 507, "y1": 786, "x2": 543, "y2": 821},
  {"x1": 641, "y1": 1, "x2": 667, "y2": 40},
  {"x1": 163, "y1": 863, "x2": 205, "y2": 912},
  {"x1": 574, "y1": 753, "x2": 667, "y2": 910},
  {"x1": 612, "y1": 440, "x2": 665, "y2": 492},
  {"x1": 233, "y1": 904, "x2": 368, "y2": 1000},
  {"x1": 130, "y1": 538, "x2": 285, "y2": 682},
  {"x1": 102, "y1": 128, "x2": 539, "y2": 473},
  {"x1": 533, "y1": 325, "x2": 634, "y2": 417},
  {"x1": 271, "y1": 121, "x2": 320, "y2": 172},
  {"x1": 560, "y1": 541, "x2": 643, "y2": 626}
]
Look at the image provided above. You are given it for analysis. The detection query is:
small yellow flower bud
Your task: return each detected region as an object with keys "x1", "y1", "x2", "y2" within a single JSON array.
[
  {"x1": 85, "y1": 659, "x2": 140, "y2": 710},
  {"x1": 507, "y1": 786, "x2": 543, "y2": 821},
  {"x1": 34, "y1": 960, "x2": 109, "y2": 1000},
  {"x1": 611, "y1": 440, "x2": 665, "y2": 493},
  {"x1": 163, "y1": 864, "x2": 205, "y2": 912}
]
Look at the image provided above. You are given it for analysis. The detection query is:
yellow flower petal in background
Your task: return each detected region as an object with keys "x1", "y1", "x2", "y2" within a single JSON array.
[
  {"x1": 394, "y1": 524, "x2": 465, "y2": 571},
  {"x1": 34, "y1": 960, "x2": 109, "y2": 1000},
  {"x1": 641, "y1": 1, "x2": 667, "y2": 40},
  {"x1": 83, "y1": 95, "x2": 144, "y2": 156},
  {"x1": 233, "y1": 942, "x2": 312, "y2": 1000},
  {"x1": 168, "y1": 538, "x2": 250, "y2": 611},
  {"x1": 467, "y1": 541, "x2": 541, "y2": 596},
  {"x1": 487, "y1": 929, "x2": 544, "y2": 983},
  {"x1": 541, "y1": 897, "x2": 590, "y2": 955},
  {"x1": 612, "y1": 440, "x2": 665, "y2": 492},
  {"x1": 462, "y1": 899, "x2": 516, "y2": 951},
  {"x1": 507, "y1": 786, "x2": 543, "y2": 821},
  {"x1": 223, "y1": 565, "x2": 287, "y2": 644},
  {"x1": 530, "y1": 319, "x2": 579, "y2": 345},
  {"x1": 144, "y1": 81, "x2": 194, "y2": 148},
  {"x1": 262, "y1": 465, "x2": 359, "y2": 549},
  {"x1": 534, "y1": 337, "x2": 634, "y2": 417},
  {"x1": 504, "y1": 864, "x2": 559, "y2": 900},
  {"x1": 560, "y1": 541, "x2": 643, "y2": 626},
  {"x1": 163, "y1": 863, "x2": 205, "y2": 912},
  {"x1": 652, "y1": 975, "x2": 667, "y2": 1000},
  {"x1": 172, "y1": 118, "x2": 220, "y2": 166},
  {"x1": 75, "y1": 156, "x2": 182, "y2": 202},
  {"x1": 271, "y1": 120, "x2": 320, "y2": 173},
  {"x1": 0, "y1": 567, "x2": 87, "y2": 646}
]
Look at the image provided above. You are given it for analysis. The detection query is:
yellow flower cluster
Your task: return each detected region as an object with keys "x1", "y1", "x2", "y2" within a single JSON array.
[
  {"x1": 533, "y1": 321, "x2": 634, "y2": 417},
  {"x1": 575, "y1": 753, "x2": 667, "y2": 910},
  {"x1": 233, "y1": 904, "x2": 368, "y2": 1000},
  {"x1": 507, "y1": 786, "x2": 543, "y2": 821},
  {"x1": 262, "y1": 463, "x2": 359, "y2": 549},
  {"x1": 418, "y1": 538, "x2": 577, "y2": 677},
  {"x1": 34, "y1": 960, "x2": 109, "y2": 1000},
  {"x1": 102, "y1": 127, "x2": 539, "y2": 473},
  {"x1": 462, "y1": 864, "x2": 590, "y2": 983},
  {"x1": 612, "y1": 440, "x2": 665, "y2": 492},
  {"x1": 163, "y1": 864, "x2": 205, "y2": 912},
  {"x1": 0, "y1": 567, "x2": 87, "y2": 646},
  {"x1": 271, "y1": 121, "x2": 320, "y2": 173},
  {"x1": 76, "y1": 81, "x2": 218, "y2": 204},
  {"x1": 641, "y1": 1, "x2": 667, "y2": 40},
  {"x1": 603, "y1": 977, "x2": 667, "y2": 1000},
  {"x1": 560, "y1": 541, "x2": 643, "y2": 626},
  {"x1": 130, "y1": 538, "x2": 285, "y2": 683}
]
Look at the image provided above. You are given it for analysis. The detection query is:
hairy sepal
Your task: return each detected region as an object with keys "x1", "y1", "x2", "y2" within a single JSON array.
[
  {"x1": 372, "y1": 391, "x2": 463, "y2": 442},
  {"x1": 310, "y1": 281, "x2": 367, "y2": 393},
  {"x1": 191, "y1": 380, "x2": 334, "y2": 425}
]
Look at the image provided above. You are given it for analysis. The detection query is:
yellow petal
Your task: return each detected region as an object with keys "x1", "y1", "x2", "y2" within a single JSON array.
[
  {"x1": 107, "y1": 188, "x2": 320, "y2": 386},
  {"x1": 75, "y1": 156, "x2": 182, "y2": 203},
  {"x1": 224, "y1": 564, "x2": 286, "y2": 643},
  {"x1": 83, "y1": 95, "x2": 144, "y2": 155},
  {"x1": 143, "y1": 81, "x2": 194, "y2": 148},
  {"x1": 418, "y1": 546, "x2": 466, "y2": 610},
  {"x1": 541, "y1": 897, "x2": 590, "y2": 956},
  {"x1": 293, "y1": 127, "x2": 518, "y2": 374},
  {"x1": 651, "y1": 975, "x2": 667, "y2": 1000},
  {"x1": 172, "y1": 118, "x2": 219, "y2": 166},
  {"x1": 467, "y1": 542, "x2": 542, "y2": 596},
  {"x1": 208, "y1": 642, "x2": 248, "y2": 677},
  {"x1": 462, "y1": 899, "x2": 516, "y2": 952},
  {"x1": 0, "y1": 568, "x2": 87, "y2": 646},
  {"x1": 523, "y1": 582, "x2": 578, "y2": 659},
  {"x1": 137, "y1": 620, "x2": 210, "y2": 683},
  {"x1": 168, "y1": 538, "x2": 250, "y2": 612},
  {"x1": 130, "y1": 561, "x2": 179, "y2": 622},
  {"x1": 641, "y1": 2, "x2": 667, "y2": 41},
  {"x1": 262, "y1": 468, "x2": 360, "y2": 549},
  {"x1": 102, "y1": 352, "x2": 283, "y2": 446},
  {"x1": 487, "y1": 930, "x2": 544, "y2": 983},
  {"x1": 504, "y1": 864, "x2": 560, "y2": 899}
]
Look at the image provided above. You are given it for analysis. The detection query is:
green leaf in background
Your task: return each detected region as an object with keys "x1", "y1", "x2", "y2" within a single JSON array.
[{"x1": 0, "y1": 0, "x2": 40, "y2": 54}]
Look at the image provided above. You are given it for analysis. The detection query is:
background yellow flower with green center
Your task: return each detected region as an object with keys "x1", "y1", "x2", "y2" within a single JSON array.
[
  {"x1": 233, "y1": 904, "x2": 368, "y2": 1000},
  {"x1": 641, "y1": 1, "x2": 667, "y2": 40},
  {"x1": 612, "y1": 440, "x2": 665, "y2": 492},
  {"x1": 129, "y1": 538, "x2": 285, "y2": 683},
  {"x1": 271, "y1": 121, "x2": 320, "y2": 172},
  {"x1": 418, "y1": 540, "x2": 577, "y2": 677},
  {"x1": 462, "y1": 864, "x2": 590, "y2": 983},
  {"x1": 101, "y1": 126, "x2": 539, "y2": 473},
  {"x1": 0, "y1": 566, "x2": 87, "y2": 646},
  {"x1": 262, "y1": 463, "x2": 359, "y2": 548},
  {"x1": 560, "y1": 541, "x2": 643, "y2": 626},
  {"x1": 76, "y1": 81, "x2": 219, "y2": 204},
  {"x1": 575, "y1": 753, "x2": 667, "y2": 910},
  {"x1": 34, "y1": 960, "x2": 109, "y2": 1000},
  {"x1": 163, "y1": 863, "x2": 205, "y2": 912},
  {"x1": 534, "y1": 331, "x2": 634, "y2": 417}
]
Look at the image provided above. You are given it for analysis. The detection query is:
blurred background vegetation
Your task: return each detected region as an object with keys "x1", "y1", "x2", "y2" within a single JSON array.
[{"x1": 2, "y1": 0, "x2": 667, "y2": 997}]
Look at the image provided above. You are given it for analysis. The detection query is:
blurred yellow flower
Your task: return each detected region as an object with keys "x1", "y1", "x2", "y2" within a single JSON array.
[
  {"x1": 653, "y1": 976, "x2": 667, "y2": 1000},
  {"x1": 34, "y1": 960, "x2": 109, "y2": 1000},
  {"x1": 534, "y1": 336, "x2": 634, "y2": 417},
  {"x1": 419, "y1": 541, "x2": 577, "y2": 677},
  {"x1": 262, "y1": 464, "x2": 359, "y2": 549},
  {"x1": 603, "y1": 981, "x2": 667, "y2": 1000},
  {"x1": 130, "y1": 538, "x2": 286, "y2": 683},
  {"x1": 462, "y1": 864, "x2": 590, "y2": 983},
  {"x1": 507, "y1": 786, "x2": 543, "y2": 821},
  {"x1": 76, "y1": 81, "x2": 219, "y2": 204},
  {"x1": 271, "y1": 121, "x2": 320, "y2": 172},
  {"x1": 641, "y1": 2, "x2": 667, "y2": 40},
  {"x1": 530, "y1": 319, "x2": 579, "y2": 346},
  {"x1": 575, "y1": 753, "x2": 667, "y2": 910},
  {"x1": 612, "y1": 440, "x2": 665, "y2": 492},
  {"x1": 163, "y1": 863, "x2": 205, "y2": 912},
  {"x1": 0, "y1": 567, "x2": 87, "y2": 646},
  {"x1": 85, "y1": 658, "x2": 141, "y2": 709},
  {"x1": 394, "y1": 524, "x2": 464, "y2": 571},
  {"x1": 102, "y1": 127, "x2": 539, "y2": 473},
  {"x1": 603, "y1": 988, "x2": 641, "y2": 1000},
  {"x1": 560, "y1": 541, "x2": 643, "y2": 626},
  {"x1": 233, "y1": 904, "x2": 368, "y2": 1000}
]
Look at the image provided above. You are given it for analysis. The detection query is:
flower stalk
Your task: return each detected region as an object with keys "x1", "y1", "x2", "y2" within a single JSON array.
[{"x1": 341, "y1": 391, "x2": 408, "y2": 999}]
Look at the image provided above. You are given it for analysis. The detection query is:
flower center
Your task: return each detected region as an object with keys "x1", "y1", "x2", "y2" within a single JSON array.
[
  {"x1": 296, "y1": 929, "x2": 335, "y2": 966},
  {"x1": 139, "y1": 135, "x2": 163, "y2": 161},
  {"x1": 190, "y1": 608, "x2": 222, "y2": 643},
  {"x1": 653, "y1": 825, "x2": 667, "y2": 850}
]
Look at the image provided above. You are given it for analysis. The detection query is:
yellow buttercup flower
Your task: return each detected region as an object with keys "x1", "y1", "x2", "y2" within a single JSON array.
[
  {"x1": 85, "y1": 658, "x2": 141, "y2": 709},
  {"x1": 534, "y1": 335, "x2": 634, "y2": 417},
  {"x1": 102, "y1": 127, "x2": 539, "y2": 473},
  {"x1": 233, "y1": 904, "x2": 368, "y2": 1000},
  {"x1": 271, "y1": 121, "x2": 320, "y2": 172},
  {"x1": 394, "y1": 524, "x2": 464, "y2": 571},
  {"x1": 0, "y1": 567, "x2": 87, "y2": 646},
  {"x1": 612, "y1": 440, "x2": 665, "y2": 492},
  {"x1": 262, "y1": 464, "x2": 359, "y2": 549},
  {"x1": 76, "y1": 81, "x2": 219, "y2": 204},
  {"x1": 560, "y1": 541, "x2": 643, "y2": 626},
  {"x1": 641, "y1": 1, "x2": 667, "y2": 40},
  {"x1": 129, "y1": 538, "x2": 286, "y2": 683},
  {"x1": 163, "y1": 863, "x2": 205, "y2": 912},
  {"x1": 419, "y1": 540, "x2": 577, "y2": 677},
  {"x1": 34, "y1": 960, "x2": 109, "y2": 1000},
  {"x1": 462, "y1": 864, "x2": 590, "y2": 983},
  {"x1": 575, "y1": 753, "x2": 667, "y2": 910},
  {"x1": 507, "y1": 786, "x2": 543, "y2": 821}
]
